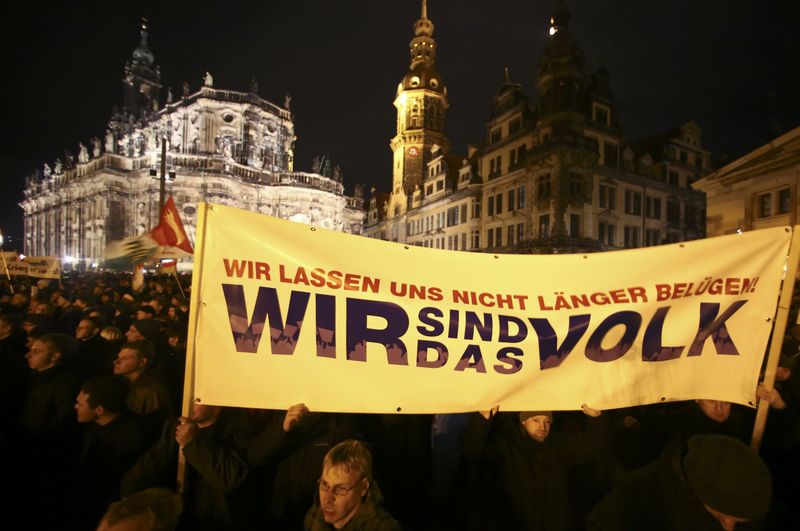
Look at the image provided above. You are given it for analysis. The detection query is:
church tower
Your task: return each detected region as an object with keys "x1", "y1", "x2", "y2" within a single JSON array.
[
  {"x1": 122, "y1": 19, "x2": 163, "y2": 120},
  {"x1": 388, "y1": 0, "x2": 449, "y2": 220}
]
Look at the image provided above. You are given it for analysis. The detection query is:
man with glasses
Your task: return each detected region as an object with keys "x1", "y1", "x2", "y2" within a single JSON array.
[{"x1": 305, "y1": 439, "x2": 401, "y2": 530}]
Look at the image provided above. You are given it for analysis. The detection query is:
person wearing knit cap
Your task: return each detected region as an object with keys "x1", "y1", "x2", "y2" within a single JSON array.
[
  {"x1": 587, "y1": 434, "x2": 772, "y2": 530},
  {"x1": 126, "y1": 318, "x2": 162, "y2": 345}
]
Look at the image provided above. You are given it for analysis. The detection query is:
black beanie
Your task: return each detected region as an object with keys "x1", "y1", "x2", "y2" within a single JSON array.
[
  {"x1": 132, "y1": 319, "x2": 162, "y2": 344},
  {"x1": 683, "y1": 434, "x2": 771, "y2": 520},
  {"x1": 519, "y1": 411, "x2": 553, "y2": 423}
]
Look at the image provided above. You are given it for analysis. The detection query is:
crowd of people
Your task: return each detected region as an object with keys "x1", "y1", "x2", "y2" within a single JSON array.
[{"x1": 1, "y1": 272, "x2": 799, "y2": 531}]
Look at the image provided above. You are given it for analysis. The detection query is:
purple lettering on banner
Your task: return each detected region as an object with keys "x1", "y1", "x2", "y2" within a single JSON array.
[
  {"x1": 498, "y1": 315, "x2": 527, "y2": 343},
  {"x1": 687, "y1": 301, "x2": 747, "y2": 356},
  {"x1": 315, "y1": 294, "x2": 336, "y2": 358},
  {"x1": 346, "y1": 298, "x2": 409, "y2": 365},
  {"x1": 495, "y1": 347, "x2": 524, "y2": 374},
  {"x1": 454, "y1": 344, "x2": 487, "y2": 373},
  {"x1": 529, "y1": 314, "x2": 591, "y2": 369},
  {"x1": 417, "y1": 307, "x2": 445, "y2": 337},
  {"x1": 222, "y1": 284, "x2": 309, "y2": 354},
  {"x1": 417, "y1": 340, "x2": 449, "y2": 368},
  {"x1": 585, "y1": 311, "x2": 641, "y2": 362},
  {"x1": 642, "y1": 307, "x2": 685, "y2": 361}
]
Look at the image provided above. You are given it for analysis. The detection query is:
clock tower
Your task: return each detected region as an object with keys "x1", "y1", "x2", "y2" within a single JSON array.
[{"x1": 388, "y1": 0, "x2": 449, "y2": 220}]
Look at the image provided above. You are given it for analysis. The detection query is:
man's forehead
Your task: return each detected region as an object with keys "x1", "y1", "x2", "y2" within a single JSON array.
[{"x1": 322, "y1": 463, "x2": 357, "y2": 483}]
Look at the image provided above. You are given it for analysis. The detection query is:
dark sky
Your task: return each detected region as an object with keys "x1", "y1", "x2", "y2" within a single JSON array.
[{"x1": 1, "y1": 0, "x2": 798, "y2": 248}]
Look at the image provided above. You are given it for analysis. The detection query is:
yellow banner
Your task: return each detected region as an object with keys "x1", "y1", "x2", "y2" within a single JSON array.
[
  {"x1": 1, "y1": 254, "x2": 61, "y2": 279},
  {"x1": 192, "y1": 204, "x2": 792, "y2": 413}
]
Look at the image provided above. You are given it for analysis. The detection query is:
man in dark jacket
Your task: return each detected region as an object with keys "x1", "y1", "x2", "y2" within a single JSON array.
[
  {"x1": 461, "y1": 405, "x2": 608, "y2": 531},
  {"x1": 72, "y1": 375, "x2": 148, "y2": 528},
  {"x1": 587, "y1": 433, "x2": 772, "y2": 531},
  {"x1": 121, "y1": 403, "x2": 251, "y2": 530}
]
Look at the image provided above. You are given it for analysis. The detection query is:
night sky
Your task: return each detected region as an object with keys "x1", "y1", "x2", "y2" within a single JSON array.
[{"x1": 2, "y1": 0, "x2": 798, "y2": 249}]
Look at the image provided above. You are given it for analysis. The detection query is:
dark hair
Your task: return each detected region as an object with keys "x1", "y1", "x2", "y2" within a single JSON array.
[
  {"x1": 79, "y1": 316, "x2": 102, "y2": 331},
  {"x1": 81, "y1": 375, "x2": 129, "y2": 413},
  {"x1": 122, "y1": 339, "x2": 156, "y2": 363},
  {"x1": 37, "y1": 333, "x2": 78, "y2": 363},
  {"x1": 0, "y1": 312, "x2": 21, "y2": 329}
]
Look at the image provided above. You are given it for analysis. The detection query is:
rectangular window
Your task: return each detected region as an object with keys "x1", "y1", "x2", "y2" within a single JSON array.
[
  {"x1": 426, "y1": 184, "x2": 433, "y2": 196},
  {"x1": 624, "y1": 226, "x2": 640, "y2": 248},
  {"x1": 471, "y1": 229, "x2": 480, "y2": 249},
  {"x1": 509, "y1": 117, "x2": 521, "y2": 135},
  {"x1": 604, "y1": 143, "x2": 619, "y2": 168},
  {"x1": 460, "y1": 204, "x2": 467, "y2": 222},
  {"x1": 669, "y1": 171, "x2": 680, "y2": 186},
  {"x1": 645, "y1": 229, "x2": 660, "y2": 247},
  {"x1": 496, "y1": 194, "x2": 503, "y2": 215},
  {"x1": 667, "y1": 200, "x2": 680, "y2": 224},
  {"x1": 599, "y1": 184, "x2": 616, "y2": 211},
  {"x1": 473, "y1": 201, "x2": 481, "y2": 218},
  {"x1": 447, "y1": 206, "x2": 459, "y2": 227},
  {"x1": 495, "y1": 227, "x2": 503, "y2": 246},
  {"x1": 645, "y1": 196, "x2": 662, "y2": 219},
  {"x1": 488, "y1": 196, "x2": 495, "y2": 216},
  {"x1": 517, "y1": 185, "x2": 526, "y2": 209},
  {"x1": 758, "y1": 193, "x2": 771, "y2": 218},
  {"x1": 436, "y1": 179, "x2": 444, "y2": 191},
  {"x1": 537, "y1": 174, "x2": 551, "y2": 199},
  {"x1": 569, "y1": 214, "x2": 580, "y2": 237},
  {"x1": 593, "y1": 105, "x2": 609, "y2": 126},
  {"x1": 599, "y1": 222, "x2": 615, "y2": 245},
  {"x1": 488, "y1": 228, "x2": 494, "y2": 247},
  {"x1": 508, "y1": 189, "x2": 515, "y2": 210},
  {"x1": 625, "y1": 190, "x2": 642, "y2": 216},
  {"x1": 490, "y1": 127, "x2": 501, "y2": 144},
  {"x1": 517, "y1": 223, "x2": 525, "y2": 242},
  {"x1": 461, "y1": 233, "x2": 467, "y2": 250},
  {"x1": 510, "y1": 149, "x2": 518, "y2": 168},
  {"x1": 779, "y1": 188, "x2": 791, "y2": 215},
  {"x1": 539, "y1": 214, "x2": 550, "y2": 238}
]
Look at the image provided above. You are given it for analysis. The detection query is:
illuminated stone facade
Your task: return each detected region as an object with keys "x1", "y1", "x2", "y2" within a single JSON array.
[
  {"x1": 20, "y1": 24, "x2": 364, "y2": 268},
  {"x1": 365, "y1": 3, "x2": 708, "y2": 253}
]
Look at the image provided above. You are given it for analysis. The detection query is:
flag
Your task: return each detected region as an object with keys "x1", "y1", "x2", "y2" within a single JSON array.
[
  {"x1": 104, "y1": 196, "x2": 193, "y2": 269},
  {"x1": 151, "y1": 196, "x2": 193, "y2": 254}
]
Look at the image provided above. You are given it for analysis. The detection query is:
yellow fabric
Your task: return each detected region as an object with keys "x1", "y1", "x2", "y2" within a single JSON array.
[{"x1": 192, "y1": 204, "x2": 791, "y2": 414}]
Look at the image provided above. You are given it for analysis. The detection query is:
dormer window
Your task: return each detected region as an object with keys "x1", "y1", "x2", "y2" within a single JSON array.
[
  {"x1": 410, "y1": 76, "x2": 420, "y2": 88},
  {"x1": 592, "y1": 103, "x2": 610, "y2": 126}
]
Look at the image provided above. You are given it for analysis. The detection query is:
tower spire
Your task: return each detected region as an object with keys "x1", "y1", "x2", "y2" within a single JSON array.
[
  {"x1": 421, "y1": 0, "x2": 428, "y2": 20},
  {"x1": 413, "y1": 0, "x2": 434, "y2": 38}
]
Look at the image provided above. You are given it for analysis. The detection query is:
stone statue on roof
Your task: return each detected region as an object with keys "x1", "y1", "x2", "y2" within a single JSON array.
[
  {"x1": 91, "y1": 137, "x2": 101, "y2": 158},
  {"x1": 166, "y1": 87, "x2": 173, "y2": 104},
  {"x1": 43, "y1": 163, "x2": 52, "y2": 178},
  {"x1": 182, "y1": 82, "x2": 190, "y2": 97},
  {"x1": 78, "y1": 142, "x2": 89, "y2": 164},
  {"x1": 105, "y1": 130, "x2": 114, "y2": 153},
  {"x1": 284, "y1": 94, "x2": 292, "y2": 110},
  {"x1": 204, "y1": 72, "x2": 213, "y2": 87}
]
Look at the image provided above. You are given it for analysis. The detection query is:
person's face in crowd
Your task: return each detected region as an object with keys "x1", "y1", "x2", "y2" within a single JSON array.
[
  {"x1": 696, "y1": 399, "x2": 731, "y2": 423},
  {"x1": 776, "y1": 366, "x2": 792, "y2": 382},
  {"x1": 125, "y1": 325, "x2": 145, "y2": 342},
  {"x1": 135, "y1": 310, "x2": 150, "y2": 321},
  {"x1": 33, "y1": 302, "x2": 50, "y2": 315},
  {"x1": 10, "y1": 293, "x2": 26, "y2": 307},
  {"x1": 75, "y1": 391, "x2": 99, "y2": 423},
  {"x1": 704, "y1": 504, "x2": 748, "y2": 531},
  {"x1": 100, "y1": 293, "x2": 112, "y2": 304},
  {"x1": 319, "y1": 463, "x2": 367, "y2": 529},
  {"x1": 190, "y1": 403, "x2": 222, "y2": 427},
  {"x1": 0, "y1": 319, "x2": 11, "y2": 340},
  {"x1": 149, "y1": 299, "x2": 162, "y2": 312},
  {"x1": 168, "y1": 335, "x2": 180, "y2": 347},
  {"x1": 167, "y1": 307, "x2": 177, "y2": 319},
  {"x1": 74, "y1": 298, "x2": 88, "y2": 310},
  {"x1": 76, "y1": 319, "x2": 97, "y2": 340},
  {"x1": 26, "y1": 339, "x2": 58, "y2": 372},
  {"x1": 113, "y1": 348, "x2": 145, "y2": 378},
  {"x1": 522, "y1": 415, "x2": 552, "y2": 443}
]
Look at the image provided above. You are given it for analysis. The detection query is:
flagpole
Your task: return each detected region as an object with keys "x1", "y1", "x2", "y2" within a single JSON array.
[
  {"x1": 173, "y1": 270, "x2": 186, "y2": 300},
  {"x1": 751, "y1": 225, "x2": 800, "y2": 450},
  {"x1": 176, "y1": 202, "x2": 210, "y2": 493}
]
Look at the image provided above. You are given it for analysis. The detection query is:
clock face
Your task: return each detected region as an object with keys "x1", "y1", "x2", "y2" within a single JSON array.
[{"x1": 408, "y1": 147, "x2": 419, "y2": 157}]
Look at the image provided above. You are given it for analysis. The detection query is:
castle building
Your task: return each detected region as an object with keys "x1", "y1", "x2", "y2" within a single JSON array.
[
  {"x1": 19, "y1": 22, "x2": 364, "y2": 268},
  {"x1": 364, "y1": 2, "x2": 708, "y2": 253}
]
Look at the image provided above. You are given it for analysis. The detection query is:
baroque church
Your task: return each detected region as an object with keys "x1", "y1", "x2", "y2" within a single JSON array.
[
  {"x1": 364, "y1": 2, "x2": 709, "y2": 253},
  {"x1": 19, "y1": 22, "x2": 365, "y2": 268}
]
